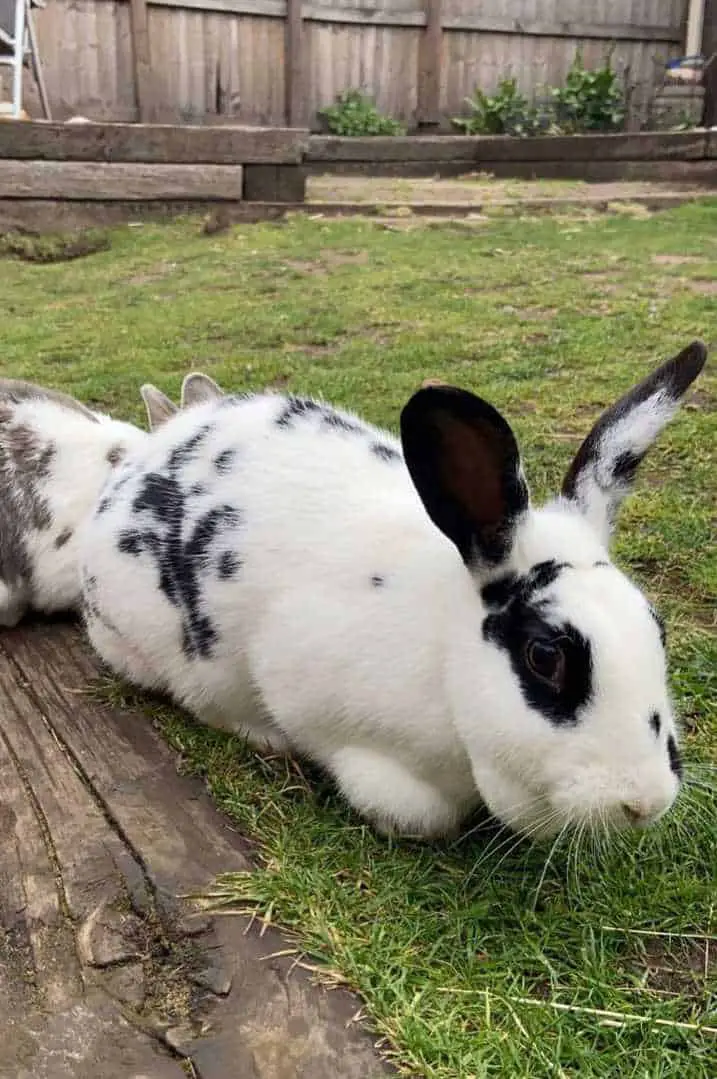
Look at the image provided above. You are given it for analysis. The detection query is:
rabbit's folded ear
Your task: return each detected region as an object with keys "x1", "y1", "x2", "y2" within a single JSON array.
[
  {"x1": 140, "y1": 384, "x2": 178, "y2": 432},
  {"x1": 561, "y1": 340, "x2": 707, "y2": 545},
  {"x1": 180, "y1": 372, "x2": 224, "y2": 408},
  {"x1": 400, "y1": 385, "x2": 530, "y2": 567}
]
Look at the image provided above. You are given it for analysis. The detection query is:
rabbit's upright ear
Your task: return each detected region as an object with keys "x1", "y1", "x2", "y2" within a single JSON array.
[
  {"x1": 140, "y1": 384, "x2": 178, "y2": 432},
  {"x1": 561, "y1": 341, "x2": 707, "y2": 546},
  {"x1": 180, "y1": 372, "x2": 224, "y2": 408},
  {"x1": 400, "y1": 385, "x2": 530, "y2": 567}
]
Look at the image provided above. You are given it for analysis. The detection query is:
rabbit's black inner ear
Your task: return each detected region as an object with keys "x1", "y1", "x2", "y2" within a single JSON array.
[{"x1": 400, "y1": 386, "x2": 529, "y2": 567}]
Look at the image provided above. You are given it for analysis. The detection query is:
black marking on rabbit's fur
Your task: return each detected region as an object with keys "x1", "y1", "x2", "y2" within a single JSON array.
[
  {"x1": 650, "y1": 711, "x2": 662, "y2": 736},
  {"x1": 612, "y1": 450, "x2": 644, "y2": 484},
  {"x1": 96, "y1": 464, "x2": 136, "y2": 516},
  {"x1": 667, "y1": 734, "x2": 683, "y2": 780},
  {"x1": 481, "y1": 560, "x2": 570, "y2": 611},
  {"x1": 106, "y1": 444, "x2": 126, "y2": 466},
  {"x1": 371, "y1": 574, "x2": 385, "y2": 587},
  {"x1": 213, "y1": 448, "x2": 237, "y2": 474},
  {"x1": 276, "y1": 396, "x2": 322, "y2": 428},
  {"x1": 276, "y1": 394, "x2": 367, "y2": 437},
  {"x1": 484, "y1": 608, "x2": 593, "y2": 727},
  {"x1": 481, "y1": 561, "x2": 591, "y2": 726},
  {"x1": 648, "y1": 605, "x2": 667, "y2": 648},
  {"x1": 217, "y1": 551, "x2": 242, "y2": 579},
  {"x1": 115, "y1": 426, "x2": 242, "y2": 659},
  {"x1": 54, "y1": 528, "x2": 73, "y2": 549},
  {"x1": 321, "y1": 410, "x2": 364, "y2": 434},
  {"x1": 370, "y1": 441, "x2": 402, "y2": 463},
  {"x1": 0, "y1": 419, "x2": 58, "y2": 615}
]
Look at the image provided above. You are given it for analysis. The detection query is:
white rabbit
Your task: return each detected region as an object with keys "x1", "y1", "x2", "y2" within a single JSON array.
[
  {"x1": 140, "y1": 371, "x2": 225, "y2": 432},
  {"x1": 0, "y1": 378, "x2": 147, "y2": 626},
  {"x1": 79, "y1": 342, "x2": 707, "y2": 840}
]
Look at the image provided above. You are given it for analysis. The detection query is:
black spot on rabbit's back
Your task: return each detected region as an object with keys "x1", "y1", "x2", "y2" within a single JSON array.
[
  {"x1": 54, "y1": 527, "x2": 73, "y2": 549},
  {"x1": 213, "y1": 448, "x2": 237, "y2": 474},
  {"x1": 276, "y1": 396, "x2": 321, "y2": 428},
  {"x1": 217, "y1": 551, "x2": 242, "y2": 579},
  {"x1": 371, "y1": 574, "x2": 385, "y2": 588},
  {"x1": 106, "y1": 444, "x2": 126, "y2": 467},
  {"x1": 321, "y1": 410, "x2": 363, "y2": 434},
  {"x1": 115, "y1": 427, "x2": 244, "y2": 660},
  {"x1": 370, "y1": 441, "x2": 401, "y2": 463}
]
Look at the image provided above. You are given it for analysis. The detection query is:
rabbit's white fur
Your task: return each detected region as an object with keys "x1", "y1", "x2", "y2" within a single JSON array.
[
  {"x1": 0, "y1": 385, "x2": 146, "y2": 625},
  {"x1": 80, "y1": 343, "x2": 707, "y2": 839}
]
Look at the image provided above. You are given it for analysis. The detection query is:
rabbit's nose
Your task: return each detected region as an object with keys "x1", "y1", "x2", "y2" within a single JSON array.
[{"x1": 621, "y1": 801, "x2": 651, "y2": 826}]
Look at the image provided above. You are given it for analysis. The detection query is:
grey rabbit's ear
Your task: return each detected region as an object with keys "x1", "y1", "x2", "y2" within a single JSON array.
[
  {"x1": 140, "y1": 383, "x2": 178, "y2": 432},
  {"x1": 0, "y1": 377, "x2": 99, "y2": 422},
  {"x1": 180, "y1": 372, "x2": 224, "y2": 408}
]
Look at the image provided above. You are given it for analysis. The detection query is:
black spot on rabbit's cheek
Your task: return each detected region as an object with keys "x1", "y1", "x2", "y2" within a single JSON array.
[
  {"x1": 612, "y1": 450, "x2": 644, "y2": 484},
  {"x1": 106, "y1": 444, "x2": 125, "y2": 467},
  {"x1": 96, "y1": 496, "x2": 112, "y2": 516},
  {"x1": 370, "y1": 441, "x2": 402, "y2": 463},
  {"x1": 190, "y1": 483, "x2": 208, "y2": 498},
  {"x1": 54, "y1": 528, "x2": 73, "y2": 549},
  {"x1": 213, "y1": 448, "x2": 236, "y2": 474},
  {"x1": 650, "y1": 711, "x2": 662, "y2": 737},
  {"x1": 667, "y1": 734, "x2": 683, "y2": 780},
  {"x1": 275, "y1": 396, "x2": 321, "y2": 428},
  {"x1": 217, "y1": 551, "x2": 242, "y2": 579},
  {"x1": 483, "y1": 607, "x2": 593, "y2": 726},
  {"x1": 593, "y1": 560, "x2": 610, "y2": 568},
  {"x1": 370, "y1": 574, "x2": 385, "y2": 588}
]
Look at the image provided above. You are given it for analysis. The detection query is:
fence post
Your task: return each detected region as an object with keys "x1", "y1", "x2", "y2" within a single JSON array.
[
  {"x1": 703, "y1": 0, "x2": 717, "y2": 126},
  {"x1": 129, "y1": 0, "x2": 154, "y2": 123},
  {"x1": 416, "y1": 0, "x2": 442, "y2": 129},
  {"x1": 285, "y1": 0, "x2": 307, "y2": 128}
]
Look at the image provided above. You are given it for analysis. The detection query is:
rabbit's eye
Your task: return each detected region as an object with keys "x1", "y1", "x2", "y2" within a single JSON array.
[{"x1": 524, "y1": 639, "x2": 566, "y2": 689}]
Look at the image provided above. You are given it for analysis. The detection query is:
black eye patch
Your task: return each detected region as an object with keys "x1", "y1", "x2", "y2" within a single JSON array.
[{"x1": 483, "y1": 606, "x2": 593, "y2": 727}]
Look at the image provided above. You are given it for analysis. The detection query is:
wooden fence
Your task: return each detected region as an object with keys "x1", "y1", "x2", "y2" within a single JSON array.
[{"x1": 15, "y1": 0, "x2": 698, "y2": 130}]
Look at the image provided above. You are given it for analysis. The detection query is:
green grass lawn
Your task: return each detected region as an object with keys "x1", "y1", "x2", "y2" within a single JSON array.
[{"x1": 1, "y1": 203, "x2": 715, "y2": 1078}]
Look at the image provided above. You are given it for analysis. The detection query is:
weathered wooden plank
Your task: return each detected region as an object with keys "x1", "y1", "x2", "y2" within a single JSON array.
[
  {"x1": 138, "y1": 0, "x2": 684, "y2": 42},
  {"x1": 304, "y1": 159, "x2": 717, "y2": 184},
  {"x1": 706, "y1": 131, "x2": 717, "y2": 159},
  {"x1": 0, "y1": 161, "x2": 245, "y2": 200},
  {"x1": 130, "y1": 0, "x2": 155, "y2": 121},
  {"x1": 243, "y1": 162, "x2": 306, "y2": 200},
  {"x1": 0, "y1": 121, "x2": 309, "y2": 164},
  {"x1": 416, "y1": 0, "x2": 442, "y2": 127},
  {"x1": 306, "y1": 132, "x2": 708, "y2": 164},
  {"x1": 0, "y1": 620, "x2": 390, "y2": 1079},
  {"x1": 285, "y1": 0, "x2": 307, "y2": 127}
]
